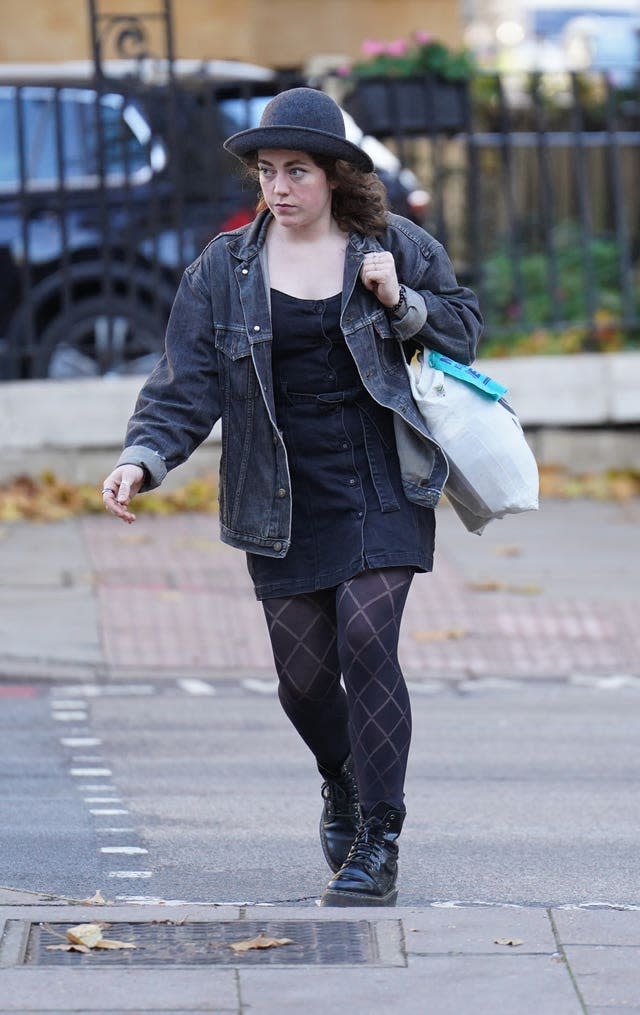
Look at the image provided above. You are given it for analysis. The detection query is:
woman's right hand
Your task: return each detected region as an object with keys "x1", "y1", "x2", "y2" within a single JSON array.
[{"x1": 101, "y1": 464, "x2": 145, "y2": 523}]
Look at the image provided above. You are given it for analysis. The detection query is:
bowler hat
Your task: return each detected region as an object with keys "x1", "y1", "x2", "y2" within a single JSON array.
[{"x1": 223, "y1": 87, "x2": 374, "y2": 173}]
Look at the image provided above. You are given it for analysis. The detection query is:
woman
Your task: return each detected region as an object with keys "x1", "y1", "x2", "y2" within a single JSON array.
[{"x1": 102, "y1": 87, "x2": 482, "y2": 906}]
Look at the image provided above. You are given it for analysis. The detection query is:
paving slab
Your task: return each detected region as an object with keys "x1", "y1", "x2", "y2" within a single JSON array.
[
  {"x1": 553, "y1": 909, "x2": 640, "y2": 946},
  {"x1": 562, "y1": 945, "x2": 640, "y2": 1008}
]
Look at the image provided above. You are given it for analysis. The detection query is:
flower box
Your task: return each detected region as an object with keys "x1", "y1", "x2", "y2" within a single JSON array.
[{"x1": 343, "y1": 75, "x2": 469, "y2": 137}]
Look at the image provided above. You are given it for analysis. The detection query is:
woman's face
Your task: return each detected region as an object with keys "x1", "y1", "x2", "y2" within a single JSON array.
[{"x1": 257, "y1": 149, "x2": 334, "y2": 230}]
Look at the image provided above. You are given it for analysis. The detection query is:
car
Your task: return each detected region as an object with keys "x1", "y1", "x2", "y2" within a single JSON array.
[{"x1": 0, "y1": 61, "x2": 428, "y2": 380}]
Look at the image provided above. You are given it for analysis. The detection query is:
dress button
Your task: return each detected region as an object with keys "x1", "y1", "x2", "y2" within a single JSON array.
[
  {"x1": 348, "y1": 478, "x2": 357, "y2": 486},
  {"x1": 341, "y1": 442, "x2": 349, "y2": 450},
  {"x1": 357, "y1": 511, "x2": 363, "y2": 519},
  {"x1": 253, "y1": 325, "x2": 261, "y2": 332},
  {"x1": 273, "y1": 541, "x2": 283, "y2": 552},
  {"x1": 276, "y1": 487, "x2": 287, "y2": 498}
]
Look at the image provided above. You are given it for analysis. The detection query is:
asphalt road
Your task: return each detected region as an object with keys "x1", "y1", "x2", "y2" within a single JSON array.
[{"x1": 1, "y1": 677, "x2": 639, "y2": 909}]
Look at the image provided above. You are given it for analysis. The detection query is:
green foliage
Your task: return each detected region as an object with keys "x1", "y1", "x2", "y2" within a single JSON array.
[{"x1": 479, "y1": 225, "x2": 639, "y2": 356}]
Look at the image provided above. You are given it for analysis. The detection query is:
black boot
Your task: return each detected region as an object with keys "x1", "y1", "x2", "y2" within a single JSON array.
[
  {"x1": 318, "y1": 754, "x2": 360, "y2": 873},
  {"x1": 320, "y1": 804, "x2": 404, "y2": 907}
]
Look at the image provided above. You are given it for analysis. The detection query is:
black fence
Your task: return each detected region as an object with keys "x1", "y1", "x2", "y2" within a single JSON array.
[{"x1": 0, "y1": 66, "x2": 638, "y2": 380}]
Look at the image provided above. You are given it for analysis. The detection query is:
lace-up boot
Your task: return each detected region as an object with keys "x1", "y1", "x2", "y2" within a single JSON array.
[
  {"x1": 320, "y1": 803, "x2": 404, "y2": 907},
  {"x1": 319, "y1": 754, "x2": 360, "y2": 872}
]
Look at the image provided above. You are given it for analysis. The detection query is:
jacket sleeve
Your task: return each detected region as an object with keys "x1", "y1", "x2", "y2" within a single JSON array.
[
  {"x1": 116, "y1": 260, "x2": 221, "y2": 490},
  {"x1": 385, "y1": 218, "x2": 483, "y2": 365}
]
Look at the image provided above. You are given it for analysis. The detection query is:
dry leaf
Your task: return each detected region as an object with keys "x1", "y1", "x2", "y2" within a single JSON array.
[
  {"x1": 412, "y1": 627, "x2": 468, "y2": 642},
  {"x1": 229, "y1": 933, "x2": 294, "y2": 953},
  {"x1": 80, "y1": 890, "x2": 108, "y2": 905},
  {"x1": 45, "y1": 922, "x2": 136, "y2": 954},
  {"x1": 494, "y1": 937, "x2": 524, "y2": 947},
  {"x1": 93, "y1": 938, "x2": 137, "y2": 950},
  {"x1": 467, "y1": 580, "x2": 506, "y2": 593},
  {"x1": 67, "y1": 923, "x2": 104, "y2": 948},
  {"x1": 494, "y1": 545, "x2": 522, "y2": 557},
  {"x1": 46, "y1": 942, "x2": 91, "y2": 954}
]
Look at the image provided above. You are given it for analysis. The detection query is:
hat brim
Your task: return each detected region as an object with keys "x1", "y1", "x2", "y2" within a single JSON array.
[{"x1": 223, "y1": 125, "x2": 374, "y2": 173}]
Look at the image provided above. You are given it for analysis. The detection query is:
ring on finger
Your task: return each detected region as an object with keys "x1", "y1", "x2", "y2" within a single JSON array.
[{"x1": 102, "y1": 488, "x2": 115, "y2": 497}]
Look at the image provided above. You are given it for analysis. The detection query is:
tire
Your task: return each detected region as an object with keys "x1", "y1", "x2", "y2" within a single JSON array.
[{"x1": 6, "y1": 262, "x2": 176, "y2": 379}]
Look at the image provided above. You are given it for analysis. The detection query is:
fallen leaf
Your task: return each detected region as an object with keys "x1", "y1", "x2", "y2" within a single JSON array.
[
  {"x1": 494, "y1": 937, "x2": 524, "y2": 947},
  {"x1": 466, "y1": 580, "x2": 506, "y2": 592},
  {"x1": 45, "y1": 922, "x2": 136, "y2": 954},
  {"x1": 493, "y1": 545, "x2": 522, "y2": 557},
  {"x1": 80, "y1": 890, "x2": 108, "y2": 905},
  {"x1": 46, "y1": 942, "x2": 91, "y2": 953},
  {"x1": 67, "y1": 923, "x2": 104, "y2": 948},
  {"x1": 229, "y1": 933, "x2": 294, "y2": 953},
  {"x1": 412, "y1": 627, "x2": 468, "y2": 642},
  {"x1": 93, "y1": 938, "x2": 137, "y2": 950}
]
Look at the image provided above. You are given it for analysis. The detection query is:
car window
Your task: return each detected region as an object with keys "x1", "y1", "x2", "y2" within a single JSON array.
[{"x1": 0, "y1": 85, "x2": 154, "y2": 192}]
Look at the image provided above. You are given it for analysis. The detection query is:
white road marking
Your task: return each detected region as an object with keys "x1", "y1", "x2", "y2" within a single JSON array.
[
  {"x1": 242, "y1": 679, "x2": 276, "y2": 695},
  {"x1": 50, "y1": 700, "x2": 88, "y2": 709},
  {"x1": 107, "y1": 871, "x2": 153, "y2": 879},
  {"x1": 70, "y1": 768, "x2": 112, "y2": 777},
  {"x1": 95, "y1": 827, "x2": 135, "y2": 833},
  {"x1": 84, "y1": 797, "x2": 122, "y2": 804},
  {"x1": 52, "y1": 712, "x2": 88, "y2": 721},
  {"x1": 90, "y1": 808, "x2": 129, "y2": 816},
  {"x1": 60, "y1": 738, "x2": 102, "y2": 747},
  {"x1": 178, "y1": 679, "x2": 216, "y2": 695},
  {"x1": 77, "y1": 784, "x2": 116, "y2": 792},
  {"x1": 100, "y1": 846, "x2": 148, "y2": 855},
  {"x1": 71, "y1": 756, "x2": 104, "y2": 763},
  {"x1": 53, "y1": 683, "x2": 157, "y2": 697}
]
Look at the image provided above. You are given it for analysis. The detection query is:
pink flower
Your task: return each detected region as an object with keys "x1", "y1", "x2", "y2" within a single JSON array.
[
  {"x1": 414, "y1": 30, "x2": 433, "y2": 45},
  {"x1": 386, "y1": 38, "x2": 409, "y2": 56},
  {"x1": 361, "y1": 38, "x2": 386, "y2": 57},
  {"x1": 335, "y1": 63, "x2": 351, "y2": 77}
]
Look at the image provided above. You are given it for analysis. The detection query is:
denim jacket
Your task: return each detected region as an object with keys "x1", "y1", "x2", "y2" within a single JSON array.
[{"x1": 117, "y1": 210, "x2": 482, "y2": 557}]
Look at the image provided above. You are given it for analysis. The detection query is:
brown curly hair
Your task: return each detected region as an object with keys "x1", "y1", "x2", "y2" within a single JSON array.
[{"x1": 251, "y1": 155, "x2": 389, "y2": 237}]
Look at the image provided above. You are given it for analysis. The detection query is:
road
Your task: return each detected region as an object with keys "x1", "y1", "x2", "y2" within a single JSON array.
[{"x1": 1, "y1": 676, "x2": 639, "y2": 909}]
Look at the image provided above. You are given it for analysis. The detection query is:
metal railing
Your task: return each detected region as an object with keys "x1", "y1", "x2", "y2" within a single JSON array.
[{"x1": 0, "y1": 67, "x2": 638, "y2": 379}]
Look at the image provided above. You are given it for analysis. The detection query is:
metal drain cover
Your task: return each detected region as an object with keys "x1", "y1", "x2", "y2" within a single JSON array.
[{"x1": 19, "y1": 919, "x2": 404, "y2": 967}]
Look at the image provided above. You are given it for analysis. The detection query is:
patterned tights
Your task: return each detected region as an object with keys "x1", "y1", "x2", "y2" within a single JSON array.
[{"x1": 262, "y1": 567, "x2": 414, "y2": 813}]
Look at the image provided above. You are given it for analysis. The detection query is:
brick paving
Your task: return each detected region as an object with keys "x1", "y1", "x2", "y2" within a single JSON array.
[{"x1": 82, "y1": 500, "x2": 640, "y2": 680}]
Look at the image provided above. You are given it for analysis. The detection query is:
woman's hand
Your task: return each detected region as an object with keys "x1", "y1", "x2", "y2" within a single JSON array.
[
  {"x1": 360, "y1": 251, "x2": 401, "y2": 309},
  {"x1": 101, "y1": 464, "x2": 145, "y2": 523}
]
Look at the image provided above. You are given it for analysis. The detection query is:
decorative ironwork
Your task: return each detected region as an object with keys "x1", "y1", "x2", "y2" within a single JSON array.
[{"x1": 88, "y1": 0, "x2": 175, "y2": 76}]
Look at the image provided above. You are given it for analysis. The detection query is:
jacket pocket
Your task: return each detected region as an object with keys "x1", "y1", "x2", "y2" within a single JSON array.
[{"x1": 215, "y1": 325, "x2": 258, "y2": 400}]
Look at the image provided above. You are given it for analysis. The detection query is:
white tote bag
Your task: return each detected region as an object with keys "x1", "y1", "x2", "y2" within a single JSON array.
[{"x1": 406, "y1": 351, "x2": 539, "y2": 533}]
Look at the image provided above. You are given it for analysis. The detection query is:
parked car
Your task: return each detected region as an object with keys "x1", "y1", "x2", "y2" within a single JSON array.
[{"x1": 0, "y1": 62, "x2": 427, "y2": 380}]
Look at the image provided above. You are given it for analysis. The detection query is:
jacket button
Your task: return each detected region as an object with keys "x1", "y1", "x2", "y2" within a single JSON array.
[
  {"x1": 253, "y1": 325, "x2": 261, "y2": 332},
  {"x1": 276, "y1": 487, "x2": 287, "y2": 498},
  {"x1": 273, "y1": 541, "x2": 283, "y2": 552},
  {"x1": 242, "y1": 268, "x2": 249, "y2": 275}
]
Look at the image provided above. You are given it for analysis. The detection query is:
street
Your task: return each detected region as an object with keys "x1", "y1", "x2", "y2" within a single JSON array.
[{"x1": 2, "y1": 676, "x2": 639, "y2": 909}]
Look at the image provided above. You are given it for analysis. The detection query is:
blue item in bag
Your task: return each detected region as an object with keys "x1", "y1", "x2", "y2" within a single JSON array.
[{"x1": 428, "y1": 351, "x2": 508, "y2": 400}]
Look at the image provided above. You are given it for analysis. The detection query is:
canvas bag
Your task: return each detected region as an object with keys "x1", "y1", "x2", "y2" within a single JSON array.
[{"x1": 404, "y1": 350, "x2": 539, "y2": 534}]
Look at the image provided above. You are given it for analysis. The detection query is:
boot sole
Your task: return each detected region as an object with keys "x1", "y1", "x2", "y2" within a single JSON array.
[{"x1": 320, "y1": 886, "x2": 398, "y2": 907}]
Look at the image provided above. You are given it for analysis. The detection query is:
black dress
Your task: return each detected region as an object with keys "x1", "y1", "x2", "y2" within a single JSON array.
[{"x1": 246, "y1": 288, "x2": 435, "y2": 600}]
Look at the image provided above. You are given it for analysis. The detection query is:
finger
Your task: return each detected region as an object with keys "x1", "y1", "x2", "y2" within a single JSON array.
[{"x1": 117, "y1": 478, "x2": 131, "y2": 504}]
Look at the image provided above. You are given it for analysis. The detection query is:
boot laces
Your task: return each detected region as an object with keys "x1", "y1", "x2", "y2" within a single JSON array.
[
  {"x1": 321, "y1": 768, "x2": 359, "y2": 819},
  {"x1": 344, "y1": 818, "x2": 388, "y2": 873}
]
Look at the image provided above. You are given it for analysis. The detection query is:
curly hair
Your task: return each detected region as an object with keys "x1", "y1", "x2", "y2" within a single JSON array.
[{"x1": 251, "y1": 155, "x2": 389, "y2": 237}]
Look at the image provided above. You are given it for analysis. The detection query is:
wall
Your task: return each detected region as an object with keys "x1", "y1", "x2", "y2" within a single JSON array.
[{"x1": 0, "y1": 0, "x2": 464, "y2": 68}]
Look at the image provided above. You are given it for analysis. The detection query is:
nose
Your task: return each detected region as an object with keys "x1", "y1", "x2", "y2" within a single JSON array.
[{"x1": 273, "y1": 171, "x2": 290, "y2": 194}]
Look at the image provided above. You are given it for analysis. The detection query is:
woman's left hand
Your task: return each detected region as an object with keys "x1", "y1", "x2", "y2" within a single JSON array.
[{"x1": 360, "y1": 252, "x2": 401, "y2": 309}]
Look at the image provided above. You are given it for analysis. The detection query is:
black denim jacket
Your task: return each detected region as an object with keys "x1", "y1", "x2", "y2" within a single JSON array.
[{"x1": 118, "y1": 210, "x2": 482, "y2": 557}]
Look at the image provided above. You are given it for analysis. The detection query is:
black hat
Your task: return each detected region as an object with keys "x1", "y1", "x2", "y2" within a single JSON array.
[{"x1": 223, "y1": 87, "x2": 374, "y2": 173}]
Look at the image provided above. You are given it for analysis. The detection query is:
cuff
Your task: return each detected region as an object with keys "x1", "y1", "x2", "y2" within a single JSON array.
[
  {"x1": 116, "y1": 445, "x2": 167, "y2": 491},
  {"x1": 390, "y1": 286, "x2": 428, "y2": 341}
]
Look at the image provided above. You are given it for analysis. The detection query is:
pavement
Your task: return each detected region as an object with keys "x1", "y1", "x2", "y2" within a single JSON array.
[{"x1": 1, "y1": 496, "x2": 640, "y2": 1012}]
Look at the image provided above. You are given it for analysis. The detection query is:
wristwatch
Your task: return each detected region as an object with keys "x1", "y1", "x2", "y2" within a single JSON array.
[{"x1": 390, "y1": 284, "x2": 407, "y2": 316}]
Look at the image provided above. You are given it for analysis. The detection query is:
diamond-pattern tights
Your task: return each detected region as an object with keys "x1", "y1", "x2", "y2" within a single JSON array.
[{"x1": 262, "y1": 567, "x2": 414, "y2": 812}]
